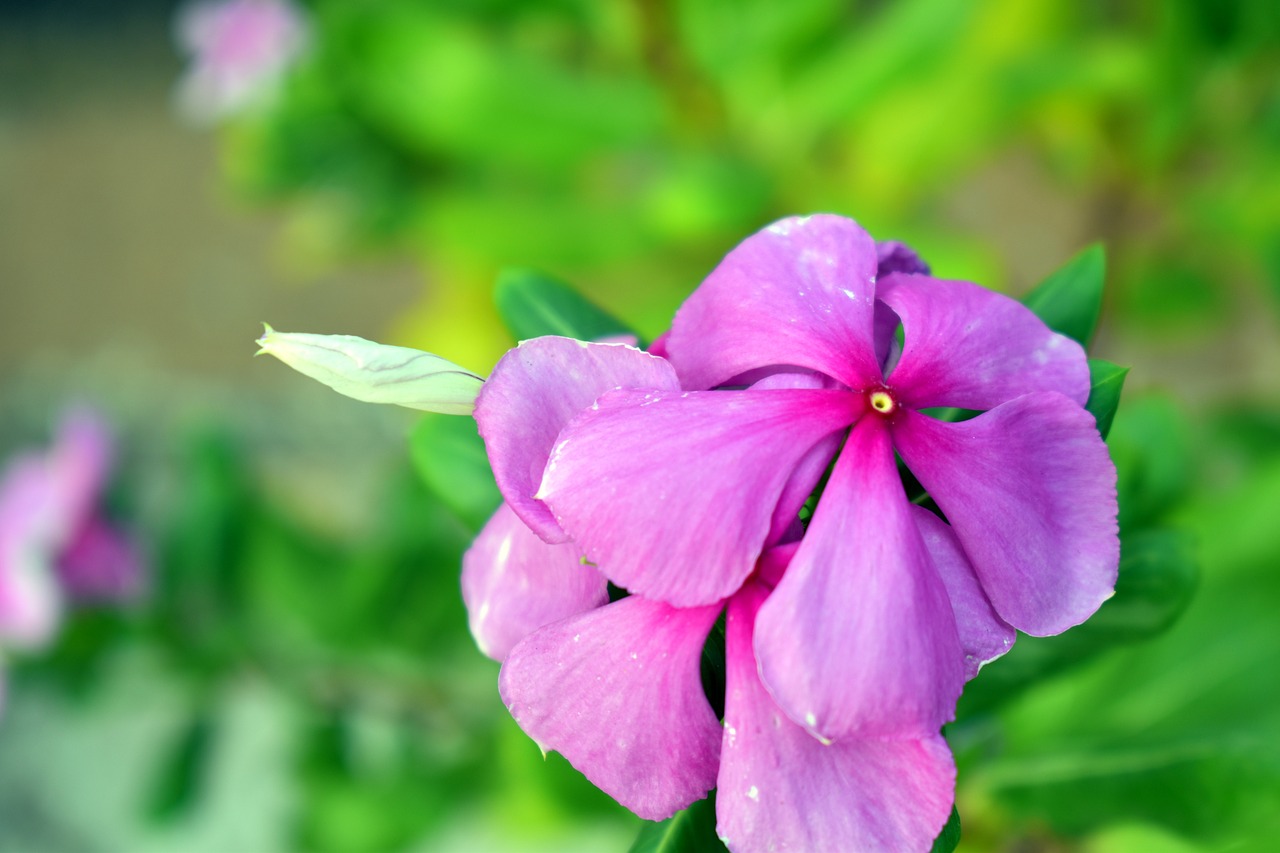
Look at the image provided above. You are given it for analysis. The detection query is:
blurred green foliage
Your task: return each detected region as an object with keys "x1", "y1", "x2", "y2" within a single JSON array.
[{"x1": 228, "y1": 0, "x2": 1280, "y2": 372}]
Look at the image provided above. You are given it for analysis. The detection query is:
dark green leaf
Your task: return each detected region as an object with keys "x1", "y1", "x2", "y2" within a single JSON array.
[
  {"x1": 1085, "y1": 358, "x2": 1128, "y2": 439},
  {"x1": 408, "y1": 415, "x2": 501, "y2": 531},
  {"x1": 147, "y1": 713, "x2": 214, "y2": 823},
  {"x1": 1021, "y1": 243, "x2": 1106, "y2": 345},
  {"x1": 1109, "y1": 395, "x2": 1193, "y2": 532},
  {"x1": 700, "y1": 614, "x2": 728, "y2": 720},
  {"x1": 494, "y1": 267, "x2": 637, "y2": 343},
  {"x1": 929, "y1": 806, "x2": 962, "y2": 853},
  {"x1": 629, "y1": 793, "x2": 726, "y2": 853},
  {"x1": 1081, "y1": 528, "x2": 1198, "y2": 639},
  {"x1": 957, "y1": 528, "x2": 1198, "y2": 717}
]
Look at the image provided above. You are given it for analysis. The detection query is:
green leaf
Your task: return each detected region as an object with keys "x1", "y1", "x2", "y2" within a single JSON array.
[
  {"x1": 628, "y1": 793, "x2": 726, "y2": 853},
  {"x1": 929, "y1": 806, "x2": 962, "y2": 853},
  {"x1": 699, "y1": 614, "x2": 728, "y2": 720},
  {"x1": 1108, "y1": 395, "x2": 1193, "y2": 532},
  {"x1": 1085, "y1": 358, "x2": 1128, "y2": 439},
  {"x1": 408, "y1": 414, "x2": 501, "y2": 531},
  {"x1": 494, "y1": 267, "x2": 637, "y2": 343},
  {"x1": 1021, "y1": 243, "x2": 1105, "y2": 346},
  {"x1": 957, "y1": 529, "x2": 1198, "y2": 717},
  {"x1": 147, "y1": 713, "x2": 214, "y2": 823}
]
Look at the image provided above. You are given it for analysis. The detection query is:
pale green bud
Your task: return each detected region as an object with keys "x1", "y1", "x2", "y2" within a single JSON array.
[{"x1": 256, "y1": 325, "x2": 484, "y2": 415}]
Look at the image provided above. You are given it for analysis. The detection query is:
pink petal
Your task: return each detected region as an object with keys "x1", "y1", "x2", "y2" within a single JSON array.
[
  {"x1": 646, "y1": 330, "x2": 670, "y2": 358},
  {"x1": 539, "y1": 388, "x2": 859, "y2": 606},
  {"x1": 56, "y1": 516, "x2": 146, "y2": 604},
  {"x1": 473, "y1": 337, "x2": 679, "y2": 543},
  {"x1": 45, "y1": 408, "x2": 115, "y2": 540},
  {"x1": 0, "y1": 458, "x2": 62, "y2": 647},
  {"x1": 0, "y1": 544, "x2": 61, "y2": 648},
  {"x1": 875, "y1": 240, "x2": 931, "y2": 276},
  {"x1": 878, "y1": 274, "x2": 1090, "y2": 410},
  {"x1": 718, "y1": 583, "x2": 957, "y2": 853},
  {"x1": 893, "y1": 395, "x2": 1119, "y2": 636},
  {"x1": 911, "y1": 506, "x2": 1015, "y2": 679},
  {"x1": 499, "y1": 596, "x2": 722, "y2": 820},
  {"x1": 754, "y1": 417, "x2": 964, "y2": 741},
  {"x1": 744, "y1": 372, "x2": 847, "y2": 548},
  {"x1": 874, "y1": 302, "x2": 903, "y2": 376},
  {"x1": 667, "y1": 215, "x2": 882, "y2": 391},
  {"x1": 767, "y1": 431, "x2": 843, "y2": 548},
  {"x1": 461, "y1": 503, "x2": 607, "y2": 662}
]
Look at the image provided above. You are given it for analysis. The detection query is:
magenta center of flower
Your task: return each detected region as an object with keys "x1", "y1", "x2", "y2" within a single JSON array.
[{"x1": 865, "y1": 387, "x2": 897, "y2": 417}]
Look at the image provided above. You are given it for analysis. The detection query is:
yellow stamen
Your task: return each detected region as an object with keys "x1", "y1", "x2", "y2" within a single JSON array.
[{"x1": 869, "y1": 390, "x2": 895, "y2": 414}]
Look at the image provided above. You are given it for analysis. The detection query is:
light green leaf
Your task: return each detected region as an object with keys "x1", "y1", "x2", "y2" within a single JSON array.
[
  {"x1": 494, "y1": 268, "x2": 637, "y2": 344},
  {"x1": 628, "y1": 794, "x2": 725, "y2": 853},
  {"x1": 1022, "y1": 244, "x2": 1106, "y2": 346}
]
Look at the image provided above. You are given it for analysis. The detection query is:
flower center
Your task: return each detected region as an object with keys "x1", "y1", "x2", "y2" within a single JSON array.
[{"x1": 866, "y1": 388, "x2": 896, "y2": 416}]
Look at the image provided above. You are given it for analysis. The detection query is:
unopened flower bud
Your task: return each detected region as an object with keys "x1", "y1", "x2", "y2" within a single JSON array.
[{"x1": 256, "y1": 326, "x2": 484, "y2": 415}]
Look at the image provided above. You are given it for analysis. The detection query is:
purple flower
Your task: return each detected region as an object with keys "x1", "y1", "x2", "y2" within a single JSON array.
[
  {"x1": 174, "y1": 0, "x2": 308, "y2": 123},
  {"x1": 0, "y1": 409, "x2": 144, "y2": 652},
  {"x1": 467, "y1": 319, "x2": 1033, "y2": 847},
  {"x1": 257, "y1": 215, "x2": 1119, "y2": 849},
  {"x1": 530, "y1": 214, "x2": 1118, "y2": 746}
]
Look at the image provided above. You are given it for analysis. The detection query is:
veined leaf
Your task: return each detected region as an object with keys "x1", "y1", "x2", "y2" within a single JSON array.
[
  {"x1": 1022, "y1": 243, "x2": 1106, "y2": 346},
  {"x1": 495, "y1": 267, "x2": 637, "y2": 344}
]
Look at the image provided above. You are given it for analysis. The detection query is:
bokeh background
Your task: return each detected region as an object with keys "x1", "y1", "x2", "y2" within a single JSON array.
[{"x1": 2, "y1": 0, "x2": 1278, "y2": 850}]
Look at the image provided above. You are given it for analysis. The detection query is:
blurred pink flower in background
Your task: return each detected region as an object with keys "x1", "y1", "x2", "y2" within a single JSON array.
[
  {"x1": 174, "y1": 0, "x2": 309, "y2": 124},
  {"x1": 0, "y1": 409, "x2": 144, "y2": 668}
]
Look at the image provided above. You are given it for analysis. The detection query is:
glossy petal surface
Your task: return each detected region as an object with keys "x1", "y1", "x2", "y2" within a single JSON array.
[
  {"x1": 667, "y1": 215, "x2": 882, "y2": 391},
  {"x1": 461, "y1": 503, "x2": 607, "y2": 661},
  {"x1": 499, "y1": 596, "x2": 722, "y2": 820},
  {"x1": 754, "y1": 418, "x2": 964, "y2": 740},
  {"x1": 474, "y1": 337, "x2": 678, "y2": 543},
  {"x1": 879, "y1": 274, "x2": 1090, "y2": 410},
  {"x1": 894, "y1": 395, "x2": 1119, "y2": 636},
  {"x1": 717, "y1": 583, "x2": 957, "y2": 853},
  {"x1": 911, "y1": 506, "x2": 1015, "y2": 679},
  {"x1": 539, "y1": 388, "x2": 859, "y2": 606}
]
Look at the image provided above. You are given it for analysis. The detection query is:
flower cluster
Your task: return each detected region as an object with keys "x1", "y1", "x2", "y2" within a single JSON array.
[
  {"x1": 262, "y1": 213, "x2": 1120, "y2": 851},
  {"x1": 0, "y1": 409, "x2": 144, "y2": 711}
]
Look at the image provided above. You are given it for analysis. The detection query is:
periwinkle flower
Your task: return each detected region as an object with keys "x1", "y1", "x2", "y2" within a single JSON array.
[
  {"x1": 174, "y1": 0, "x2": 308, "y2": 123},
  {"x1": 0, "y1": 409, "x2": 143, "y2": 654},
  {"x1": 535, "y1": 214, "x2": 1119, "y2": 745},
  {"x1": 258, "y1": 215, "x2": 1121, "y2": 852}
]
